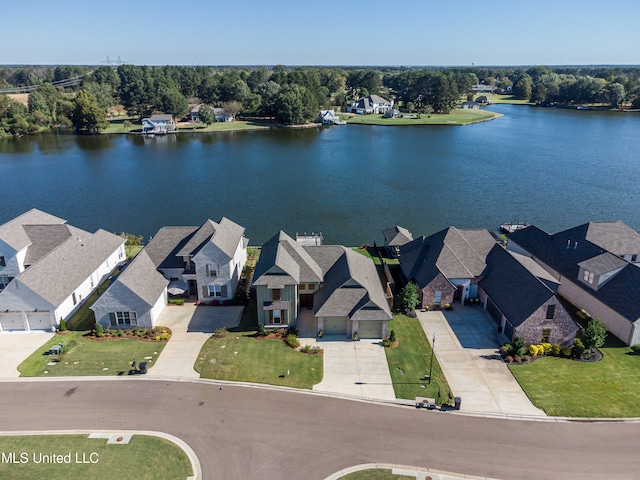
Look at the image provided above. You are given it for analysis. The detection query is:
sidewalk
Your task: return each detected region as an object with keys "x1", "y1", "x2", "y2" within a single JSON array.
[{"x1": 417, "y1": 307, "x2": 545, "y2": 416}]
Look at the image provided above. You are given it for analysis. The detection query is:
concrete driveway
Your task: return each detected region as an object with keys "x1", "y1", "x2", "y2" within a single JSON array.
[
  {"x1": 417, "y1": 306, "x2": 545, "y2": 416},
  {"x1": 0, "y1": 331, "x2": 54, "y2": 377},
  {"x1": 148, "y1": 303, "x2": 243, "y2": 378}
]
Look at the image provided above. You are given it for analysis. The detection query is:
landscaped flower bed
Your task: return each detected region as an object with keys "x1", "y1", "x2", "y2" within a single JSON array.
[{"x1": 91, "y1": 326, "x2": 172, "y2": 342}]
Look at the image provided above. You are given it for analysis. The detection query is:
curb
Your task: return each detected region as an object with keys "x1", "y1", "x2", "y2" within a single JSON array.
[
  {"x1": 0, "y1": 429, "x2": 202, "y2": 480},
  {"x1": 325, "y1": 463, "x2": 501, "y2": 480},
  {"x1": 3, "y1": 375, "x2": 640, "y2": 423}
]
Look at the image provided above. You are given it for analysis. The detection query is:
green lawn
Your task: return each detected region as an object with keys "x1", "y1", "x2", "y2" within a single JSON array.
[
  {"x1": 125, "y1": 244, "x2": 143, "y2": 260},
  {"x1": 194, "y1": 332, "x2": 322, "y2": 389},
  {"x1": 66, "y1": 271, "x2": 121, "y2": 331},
  {"x1": 0, "y1": 434, "x2": 191, "y2": 480},
  {"x1": 18, "y1": 331, "x2": 167, "y2": 377},
  {"x1": 103, "y1": 116, "x2": 140, "y2": 134},
  {"x1": 353, "y1": 247, "x2": 399, "y2": 266},
  {"x1": 385, "y1": 314, "x2": 451, "y2": 401},
  {"x1": 176, "y1": 120, "x2": 270, "y2": 132},
  {"x1": 482, "y1": 93, "x2": 533, "y2": 105},
  {"x1": 343, "y1": 108, "x2": 501, "y2": 126},
  {"x1": 509, "y1": 335, "x2": 640, "y2": 417},
  {"x1": 341, "y1": 469, "x2": 414, "y2": 480}
]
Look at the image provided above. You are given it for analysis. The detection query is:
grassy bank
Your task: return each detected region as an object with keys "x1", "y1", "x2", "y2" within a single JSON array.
[
  {"x1": 0, "y1": 434, "x2": 192, "y2": 480},
  {"x1": 385, "y1": 314, "x2": 450, "y2": 401},
  {"x1": 343, "y1": 108, "x2": 501, "y2": 126}
]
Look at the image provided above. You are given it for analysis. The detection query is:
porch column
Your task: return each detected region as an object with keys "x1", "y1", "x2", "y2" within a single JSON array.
[{"x1": 22, "y1": 312, "x2": 30, "y2": 332}]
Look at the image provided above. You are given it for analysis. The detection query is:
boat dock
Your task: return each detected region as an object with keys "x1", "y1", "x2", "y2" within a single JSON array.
[{"x1": 500, "y1": 222, "x2": 530, "y2": 233}]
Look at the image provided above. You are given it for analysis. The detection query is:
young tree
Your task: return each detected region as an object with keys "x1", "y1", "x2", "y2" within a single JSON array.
[
  {"x1": 582, "y1": 317, "x2": 607, "y2": 353},
  {"x1": 400, "y1": 282, "x2": 419, "y2": 314}
]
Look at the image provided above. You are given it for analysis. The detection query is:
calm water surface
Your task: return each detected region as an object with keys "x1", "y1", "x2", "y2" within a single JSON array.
[{"x1": 1, "y1": 105, "x2": 639, "y2": 245}]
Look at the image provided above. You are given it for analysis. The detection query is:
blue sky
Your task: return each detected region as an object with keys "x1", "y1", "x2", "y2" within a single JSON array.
[{"x1": 3, "y1": 0, "x2": 639, "y2": 66}]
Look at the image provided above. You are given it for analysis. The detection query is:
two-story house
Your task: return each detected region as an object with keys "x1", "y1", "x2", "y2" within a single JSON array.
[
  {"x1": 92, "y1": 217, "x2": 248, "y2": 328},
  {"x1": 0, "y1": 209, "x2": 125, "y2": 332},
  {"x1": 252, "y1": 231, "x2": 392, "y2": 339},
  {"x1": 345, "y1": 95, "x2": 391, "y2": 114}
]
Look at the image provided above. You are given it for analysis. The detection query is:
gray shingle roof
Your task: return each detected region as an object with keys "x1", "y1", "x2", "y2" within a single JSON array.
[
  {"x1": 585, "y1": 221, "x2": 640, "y2": 256},
  {"x1": 144, "y1": 226, "x2": 199, "y2": 269},
  {"x1": 382, "y1": 226, "x2": 413, "y2": 247},
  {"x1": 0, "y1": 208, "x2": 66, "y2": 251},
  {"x1": 313, "y1": 248, "x2": 391, "y2": 320},
  {"x1": 17, "y1": 228, "x2": 124, "y2": 306},
  {"x1": 23, "y1": 224, "x2": 72, "y2": 266},
  {"x1": 578, "y1": 252, "x2": 627, "y2": 276},
  {"x1": 116, "y1": 250, "x2": 168, "y2": 306},
  {"x1": 252, "y1": 231, "x2": 323, "y2": 286},
  {"x1": 176, "y1": 218, "x2": 246, "y2": 260},
  {"x1": 399, "y1": 227, "x2": 497, "y2": 288}
]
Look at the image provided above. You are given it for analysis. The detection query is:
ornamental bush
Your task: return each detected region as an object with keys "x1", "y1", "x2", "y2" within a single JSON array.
[
  {"x1": 95, "y1": 323, "x2": 104, "y2": 337},
  {"x1": 572, "y1": 338, "x2": 585, "y2": 358},
  {"x1": 551, "y1": 343, "x2": 562, "y2": 356},
  {"x1": 542, "y1": 343, "x2": 552, "y2": 355},
  {"x1": 285, "y1": 333, "x2": 300, "y2": 348}
]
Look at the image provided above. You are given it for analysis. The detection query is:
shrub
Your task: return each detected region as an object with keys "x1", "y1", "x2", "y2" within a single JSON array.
[
  {"x1": 285, "y1": 333, "x2": 300, "y2": 348},
  {"x1": 210, "y1": 299, "x2": 220, "y2": 306},
  {"x1": 512, "y1": 336, "x2": 526, "y2": 357},
  {"x1": 95, "y1": 323, "x2": 104, "y2": 338},
  {"x1": 528, "y1": 344, "x2": 541, "y2": 356},
  {"x1": 500, "y1": 345, "x2": 511, "y2": 357},
  {"x1": 400, "y1": 281, "x2": 419, "y2": 314},
  {"x1": 287, "y1": 326, "x2": 299, "y2": 336},
  {"x1": 300, "y1": 345, "x2": 311, "y2": 353},
  {"x1": 213, "y1": 327, "x2": 227, "y2": 338},
  {"x1": 551, "y1": 343, "x2": 562, "y2": 356},
  {"x1": 572, "y1": 338, "x2": 585, "y2": 358},
  {"x1": 561, "y1": 346, "x2": 572, "y2": 357},
  {"x1": 520, "y1": 355, "x2": 530, "y2": 363},
  {"x1": 382, "y1": 338, "x2": 393, "y2": 347},
  {"x1": 504, "y1": 355, "x2": 513, "y2": 363},
  {"x1": 582, "y1": 317, "x2": 608, "y2": 353},
  {"x1": 444, "y1": 303, "x2": 452, "y2": 310},
  {"x1": 542, "y1": 343, "x2": 552, "y2": 355},
  {"x1": 389, "y1": 329, "x2": 396, "y2": 342},
  {"x1": 222, "y1": 299, "x2": 231, "y2": 306},
  {"x1": 352, "y1": 332, "x2": 359, "y2": 341},
  {"x1": 168, "y1": 297, "x2": 185, "y2": 305},
  {"x1": 155, "y1": 332, "x2": 171, "y2": 341},
  {"x1": 317, "y1": 329, "x2": 323, "y2": 338},
  {"x1": 59, "y1": 318, "x2": 67, "y2": 331},
  {"x1": 631, "y1": 344, "x2": 640, "y2": 354}
]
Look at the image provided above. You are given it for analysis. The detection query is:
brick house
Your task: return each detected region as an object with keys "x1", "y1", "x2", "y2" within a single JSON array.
[
  {"x1": 398, "y1": 227, "x2": 497, "y2": 308},
  {"x1": 479, "y1": 245, "x2": 578, "y2": 345}
]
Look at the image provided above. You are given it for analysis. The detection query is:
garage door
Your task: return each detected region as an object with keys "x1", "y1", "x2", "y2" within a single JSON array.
[
  {"x1": 359, "y1": 320, "x2": 383, "y2": 339},
  {"x1": 0, "y1": 313, "x2": 26, "y2": 331},
  {"x1": 27, "y1": 312, "x2": 52, "y2": 331},
  {"x1": 323, "y1": 317, "x2": 347, "y2": 336}
]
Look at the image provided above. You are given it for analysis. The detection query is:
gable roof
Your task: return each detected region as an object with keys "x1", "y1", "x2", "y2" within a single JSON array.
[
  {"x1": 144, "y1": 226, "x2": 199, "y2": 270},
  {"x1": 0, "y1": 208, "x2": 66, "y2": 251},
  {"x1": 508, "y1": 224, "x2": 640, "y2": 323},
  {"x1": 16, "y1": 228, "x2": 124, "y2": 306},
  {"x1": 382, "y1": 225, "x2": 413, "y2": 247},
  {"x1": 113, "y1": 250, "x2": 168, "y2": 306},
  {"x1": 480, "y1": 245, "x2": 556, "y2": 327},
  {"x1": 585, "y1": 221, "x2": 640, "y2": 256},
  {"x1": 176, "y1": 218, "x2": 245, "y2": 260},
  {"x1": 23, "y1": 224, "x2": 73, "y2": 266},
  {"x1": 252, "y1": 231, "x2": 323, "y2": 287},
  {"x1": 312, "y1": 248, "x2": 391, "y2": 320},
  {"x1": 398, "y1": 227, "x2": 497, "y2": 288}
]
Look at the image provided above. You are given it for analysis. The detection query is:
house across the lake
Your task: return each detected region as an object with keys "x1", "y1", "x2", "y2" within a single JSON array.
[
  {"x1": 142, "y1": 114, "x2": 176, "y2": 134},
  {"x1": 346, "y1": 95, "x2": 391, "y2": 115}
]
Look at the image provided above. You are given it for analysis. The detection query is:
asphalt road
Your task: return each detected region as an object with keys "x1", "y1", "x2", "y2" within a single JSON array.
[{"x1": 0, "y1": 379, "x2": 638, "y2": 479}]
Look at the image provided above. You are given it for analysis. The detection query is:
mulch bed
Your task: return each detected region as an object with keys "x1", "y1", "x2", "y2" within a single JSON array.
[{"x1": 87, "y1": 327, "x2": 172, "y2": 342}]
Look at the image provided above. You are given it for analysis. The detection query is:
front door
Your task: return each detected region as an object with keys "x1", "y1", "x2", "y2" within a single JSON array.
[{"x1": 188, "y1": 280, "x2": 197, "y2": 295}]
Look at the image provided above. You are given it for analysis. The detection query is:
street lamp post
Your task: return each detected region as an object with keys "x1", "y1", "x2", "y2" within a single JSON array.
[{"x1": 428, "y1": 332, "x2": 436, "y2": 384}]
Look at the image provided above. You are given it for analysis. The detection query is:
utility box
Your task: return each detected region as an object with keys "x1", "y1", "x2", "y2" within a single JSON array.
[
  {"x1": 139, "y1": 362, "x2": 148, "y2": 374},
  {"x1": 49, "y1": 345, "x2": 63, "y2": 355},
  {"x1": 454, "y1": 397, "x2": 462, "y2": 410}
]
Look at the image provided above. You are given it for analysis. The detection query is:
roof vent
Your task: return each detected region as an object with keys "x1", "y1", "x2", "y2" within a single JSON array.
[
  {"x1": 574, "y1": 241, "x2": 578, "y2": 250},
  {"x1": 566, "y1": 240, "x2": 571, "y2": 249}
]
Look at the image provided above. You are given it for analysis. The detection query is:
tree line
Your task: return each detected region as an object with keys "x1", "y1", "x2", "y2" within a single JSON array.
[{"x1": 1, "y1": 64, "x2": 640, "y2": 138}]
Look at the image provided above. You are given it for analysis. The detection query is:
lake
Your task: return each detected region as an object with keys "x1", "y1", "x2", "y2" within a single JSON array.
[{"x1": 1, "y1": 104, "x2": 639, "y2": 246}]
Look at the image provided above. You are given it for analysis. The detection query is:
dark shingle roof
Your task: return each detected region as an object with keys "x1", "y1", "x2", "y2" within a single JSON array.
[
  {"x1": 479, "y1": 245, "x2": 555, "y2": 327},
  {"x1": 508, "y1": 224, "x2": 640, "y2": 323},
  {"x1": 382, "y1": 226, "x2": 413, "y2": 247},
  {"x1": 144, "y1": 226, "x2": 199, "y2": 269}
]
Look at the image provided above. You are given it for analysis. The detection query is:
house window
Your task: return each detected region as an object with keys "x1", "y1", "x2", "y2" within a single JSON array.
[
  {"x1": 208, "y1": 285, "x2": 222, "y2": 297},
  {"x1": 272, "y1": 310, "x2": 282, "y2": 325},
  {"x1": 541, "y1": 328, "x2": 551, "y2": 343},
  {"x1": 0, "y1": 256, "x2": 5, "y2": 267},
  {"x1": 632, "y1": 255, "x2": 638, "y2": 262},
  {"x1": 0, "y1": 276, "x2": 11, "y2": 290},
  {"x1": 111, "y1": 311, "x2": 138, "y2": 326},
  {"x1": 307, "y1": 284, "x2": 315, "y2": 291},
  {"x1": 300, "y1": 284, "x2": 306, "y2": 291},
  {"x1": 272, "y1": 289, "x2": 281, "y2": 301},
  {"x1": 546, "y1": 304, "x2": 556, "y2": 319},
  {"x1": 169, "y1": 277, "x2": 179, "y2": 282},
  {"x1": 207, "y1": 264, "x2": 218, "y2": 277},
  {"x1": 434, "y1": 291, "x2": 442, "y2": 304}
]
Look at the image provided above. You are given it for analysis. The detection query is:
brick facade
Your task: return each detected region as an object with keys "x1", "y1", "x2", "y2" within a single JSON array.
[
  {"x1": 420, "y1": 273, "x2": 456, "y2": 309},
  {"x1": 511, "y1": 296, "x2": 578, "y2": 346}
]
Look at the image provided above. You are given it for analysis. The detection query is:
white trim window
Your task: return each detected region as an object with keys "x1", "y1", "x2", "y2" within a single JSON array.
[
  {"x1": 208, "y1": 284, "x2": 222, "y2": 297},
  {"x1": 206, "y1": 264, "x2": 219, "y2": 278},
  {"x1": 272, "y1": 310, "x2": 282, "y2": 325},
  {"x1": 110, "y1": 311, "x2": 138, "y2": 326},
  {"x1": 434, "y1": 291, "x2": 442, "y2": 304},
  {"x1": 0, "y1": 276, "x2": 11, "y2": 290}
]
